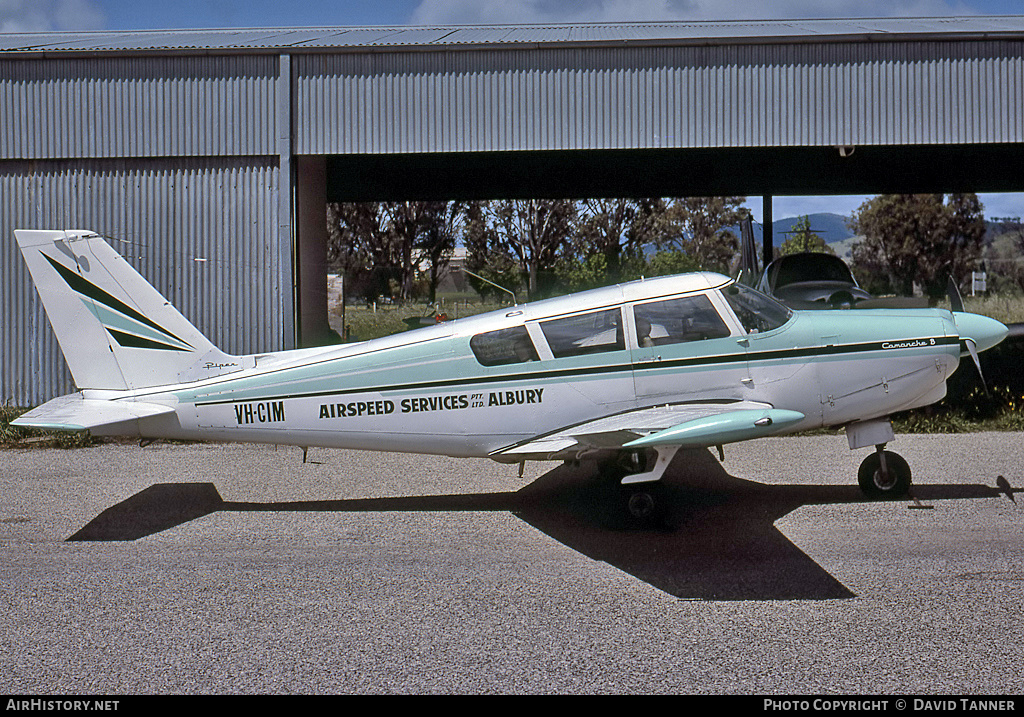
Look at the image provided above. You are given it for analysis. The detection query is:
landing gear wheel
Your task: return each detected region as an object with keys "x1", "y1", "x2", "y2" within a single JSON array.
[
  {"x1": 627, "y1": 490, "x2": 657, "y2": 520},
  {"x1": 858, "y1": 450, "x2": 911, "y2": 498},
  {"x1": 622, "y1": 483, "x2": 665, "y2": 526}
]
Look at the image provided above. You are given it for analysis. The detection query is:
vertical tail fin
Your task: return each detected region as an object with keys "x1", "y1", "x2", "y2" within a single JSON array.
[{"x1": 15, "y1": 229, "x2": 238, "y2": 391}]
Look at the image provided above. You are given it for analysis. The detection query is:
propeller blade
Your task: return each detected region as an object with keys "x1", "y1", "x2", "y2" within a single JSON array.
[
  {"x1": 736, "y1": 214, "x2": 759, "y2": 286},
  {"x1": 963, "y1": 337, "x2": 989, "y2": 396},
  {"x1": 947, "y1": 275, "x2": 965, "y2": 313}
]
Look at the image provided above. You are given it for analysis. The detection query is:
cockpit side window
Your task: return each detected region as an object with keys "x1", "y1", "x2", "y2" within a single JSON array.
[
  {"x1": 633, "y1": 294, "x2": 730, "y2": 347},
  {"x1": 470, "y1": 325, "x2": 539, "y2": 366},
  {"x1": 540, "y1": 308, "x2": 624, "y2": 358},
  {"x1": 722, "y1": 283, "x2": 793, "y2": 334}
]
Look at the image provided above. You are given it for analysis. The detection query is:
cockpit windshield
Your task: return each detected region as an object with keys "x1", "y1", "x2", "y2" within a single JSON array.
[{"x1": 721, "y1": 282, "x2": 793, "y2": 334}]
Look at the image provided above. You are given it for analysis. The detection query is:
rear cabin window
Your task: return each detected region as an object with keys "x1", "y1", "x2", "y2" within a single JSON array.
[
  {"x1": 633, "y1": 294, "x2": 731, "y2": 347},
  {"x1": 470, "y1": 326, "x2": 539, "y2": 367},
  {"x1": 540, "y1": 308, "x2": 624, "y2": 359}
]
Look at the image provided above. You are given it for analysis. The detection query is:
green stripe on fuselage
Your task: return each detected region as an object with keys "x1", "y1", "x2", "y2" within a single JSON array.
[{"x1": 184, "y1": 334, "x2": 954, "y2": 408}]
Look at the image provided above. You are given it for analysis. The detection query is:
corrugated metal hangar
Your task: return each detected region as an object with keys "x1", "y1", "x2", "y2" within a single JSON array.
[{"x1": 3, "y1": 16, "x2": 1024, "y2": 405}]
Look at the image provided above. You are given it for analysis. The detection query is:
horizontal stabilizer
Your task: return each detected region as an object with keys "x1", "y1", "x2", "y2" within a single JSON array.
[
  {"x1": 623, "y1": 408, "x2": 805, "y2": 449},
  {"x1": 11, "y1": 393, "x2": 174, "y2": 432}
]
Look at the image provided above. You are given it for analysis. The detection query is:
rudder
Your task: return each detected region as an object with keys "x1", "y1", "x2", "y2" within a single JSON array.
[{"x1": 15, "y1": 229, "x2": 238, "y2": 391}]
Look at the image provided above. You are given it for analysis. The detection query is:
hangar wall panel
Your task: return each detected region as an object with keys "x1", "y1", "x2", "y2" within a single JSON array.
[
  {"x1": 1, "y1": 156, "x2": 286, "y2": 406},
  {"x1": 295, "y1": 41, "x2": 1023, "y2": 154},
  {"x1": 0, "y1": 55, "x2": 278, "y2": 160}
]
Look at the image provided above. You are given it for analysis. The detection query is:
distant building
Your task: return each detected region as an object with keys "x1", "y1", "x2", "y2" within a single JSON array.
[{"x1": 4, "y1": 18, "x2": 1024, "y2": 403}]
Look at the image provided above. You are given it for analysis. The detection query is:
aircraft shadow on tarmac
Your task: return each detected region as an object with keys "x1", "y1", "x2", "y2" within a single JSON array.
[{"x1": 67, "y1": 449, "x2": 1019, "y2": 602}]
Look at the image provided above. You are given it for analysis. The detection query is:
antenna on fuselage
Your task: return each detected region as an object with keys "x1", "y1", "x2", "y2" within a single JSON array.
[{"x1": 458, "y1": 267, "x2": 518, "y2": 306}]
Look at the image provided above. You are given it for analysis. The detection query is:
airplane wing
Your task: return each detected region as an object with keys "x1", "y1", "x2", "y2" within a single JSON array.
[
  {"x1": 492, "y1": 401, "x2": 805, "y2": 461},
  {"x1": 11, "y1": 392, "x2": 174, "y2": 432}
]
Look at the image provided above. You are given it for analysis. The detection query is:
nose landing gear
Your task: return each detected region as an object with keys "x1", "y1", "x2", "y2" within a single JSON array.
[{"x1": 858, "y1": 445, "x2": 912, "y2": 498}]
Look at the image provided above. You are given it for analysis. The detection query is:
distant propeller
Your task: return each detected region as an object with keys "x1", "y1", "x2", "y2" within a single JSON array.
[
  {"x1": 947, "y1": 275, "x2": 965, "y2": 313},
  {"x1": 947, "y1": 275, "x2": 989, "y2": 396},
  {"x1": 736, "y1": 214, "x2": 759, "y2": 287}
]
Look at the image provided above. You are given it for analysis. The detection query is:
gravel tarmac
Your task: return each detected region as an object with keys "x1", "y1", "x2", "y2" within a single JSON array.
[{"x1": 1, "y1": 432, "x2": 1023, "y2": 695}]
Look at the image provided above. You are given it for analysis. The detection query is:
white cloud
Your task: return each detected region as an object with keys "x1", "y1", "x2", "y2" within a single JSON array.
[
  {"x1": 0, "y1": 0, "x2": 50, "y2": 32},
  {"x1": 0, "y1": 0, "x2": 105, "y2": 33},
  {"x1": 410, "y1": 0, "x2": 981, "y2": 25},
  {"x1": 53, "y1": 0, "x2": 106, "y2": 31},
  {"x1": 411, "y1": 0, "x2": 682, "y2": 25}
]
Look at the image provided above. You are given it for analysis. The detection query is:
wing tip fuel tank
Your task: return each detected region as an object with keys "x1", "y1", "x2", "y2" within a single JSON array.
[{"x1": 623, "y1": 408, "x2": 806, "y2": 450}]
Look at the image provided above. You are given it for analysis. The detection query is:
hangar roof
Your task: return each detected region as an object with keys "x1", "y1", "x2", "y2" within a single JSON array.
[{"x1": 1, "y1": 16, "x2": 1024, "y2": 55}]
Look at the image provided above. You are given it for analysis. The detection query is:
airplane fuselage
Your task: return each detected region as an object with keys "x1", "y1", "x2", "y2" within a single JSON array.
[
  {"x1": 14, "y1": 229, "x2": 1009, "y2": 507},
  {"x1": 98, "y1": 275, "x2": 962, "y2": 460}
]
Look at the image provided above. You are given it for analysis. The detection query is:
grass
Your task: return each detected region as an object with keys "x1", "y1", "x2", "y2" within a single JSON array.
[
  {"x1": 893, "y1": 384, "x2": 1024, "y2": 433},
  {"x1": 1, "y1": 405, "x2": 96, "y2": 449},
  {"x1": 328, "y1": 298, "x2": 510, "y2": 342},
  {"x1": 937, "y1": 293, "x2": 1024, "y2": 324}
]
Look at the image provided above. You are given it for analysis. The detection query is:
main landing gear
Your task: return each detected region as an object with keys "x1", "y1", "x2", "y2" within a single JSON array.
[
  {"x1": 597, "y1": 446, "x2": 679, "y2": 523},
  {"x1": 625, "y1": 488, "x2": 660, "y2": 521}
]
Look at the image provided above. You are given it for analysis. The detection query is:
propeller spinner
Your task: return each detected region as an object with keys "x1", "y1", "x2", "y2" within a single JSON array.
[{"x1": 947, "y1": 277, "x2": 1009, "y2": 395}]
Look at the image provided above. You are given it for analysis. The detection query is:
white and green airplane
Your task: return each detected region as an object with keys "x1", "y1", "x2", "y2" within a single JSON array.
[{"x1": 12, "y1": 229, "x2": 1009, "y2": 519}]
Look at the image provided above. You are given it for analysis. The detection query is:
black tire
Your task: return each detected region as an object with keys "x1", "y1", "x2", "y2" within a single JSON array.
[
  {"x1": 627, "y1": 490, "x2": 657, "y2": 520},
  {"x1": 622, "y1": 482, "x2": 669, "y2": 527},
  {"x1": 858, "y1": 450, "x2": 912, "y2": 498}
]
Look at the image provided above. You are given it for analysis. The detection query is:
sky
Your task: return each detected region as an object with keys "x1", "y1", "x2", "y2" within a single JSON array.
[
  {"x1": 4, "y1": 0, "x2": 1023, "y2": 33},
  {"x1": 2, "y1": 0, "x2": 1023, "y2": 222}
]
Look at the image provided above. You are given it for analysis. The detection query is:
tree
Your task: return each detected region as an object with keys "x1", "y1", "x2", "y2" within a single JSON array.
[
  {"x1": 327, "y1": 201, "x2": 392, "y2": 301},
  {"x1": 463, "y1": 201, "x2": 524, "y2": 302},
  {"x1": 470, "y1": 198, "x2": 577, "y2": 299},
  {"x1": 646, "y1": 250, "x2": 702, "y2": 277},
  {"x1": 655, "y1": 197, "x2": 747, "y2": 273},
  {"x1": 328, "y1": 201, "x2": 464, "y2": 303},
  {"x1": 850, "y1": 194, "x2": 985, "y2": 302},
  {"x1": 415, "y1": 201, "x2": 464, "y2": 303},
  {"x1": 378, "y1": 202, "x2": 423, "y2": 302},
  {"x1": 554, "y1": 253, "x2": 608, "y2": 294},
  {"x1": 574, "y1": 198, "x2": 673, "y2": 283},
  {"x1": 984, "y1": 218, "x2": 1024, "y2": 294},
  {"x1": 779, "y1": 215, "x2": 835, "y2": 256}
]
